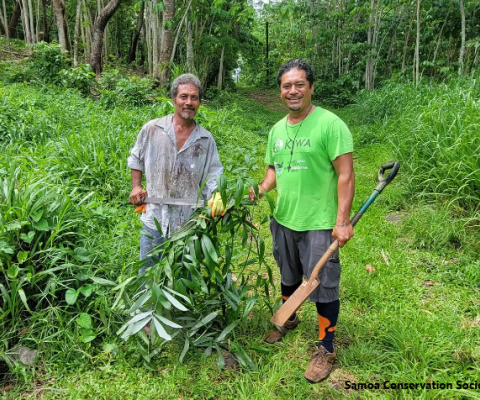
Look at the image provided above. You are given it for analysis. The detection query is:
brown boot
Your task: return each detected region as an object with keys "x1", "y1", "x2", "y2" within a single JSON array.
[
  {"x1": 264, "y1": 315, "x2": 300, "y2": 344},
  {"x1": 304, "y1": 345, "x2": 336, "y2": 383}
]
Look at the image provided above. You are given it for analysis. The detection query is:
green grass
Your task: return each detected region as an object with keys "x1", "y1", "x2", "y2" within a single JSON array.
[{"x1": 2, "y1": 81, "x2": 480, "y2": 399}]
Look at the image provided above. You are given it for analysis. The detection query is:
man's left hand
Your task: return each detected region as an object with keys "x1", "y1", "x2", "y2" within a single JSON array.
[{"x1": 332, "y1": 223, "x2": 354, "y2": 248}]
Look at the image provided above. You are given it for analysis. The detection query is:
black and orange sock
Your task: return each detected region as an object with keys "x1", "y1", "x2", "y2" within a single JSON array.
[
  {"x1": 316, "y1": 300, "x2": 339, "y2": 353},
  {"x1": 281, "y1": 282, "x2": 302, "y2": 321}
]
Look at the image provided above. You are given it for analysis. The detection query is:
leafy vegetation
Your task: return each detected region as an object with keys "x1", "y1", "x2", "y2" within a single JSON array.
[
  {"x1": 348, "y1": 79, "x2": 480, "y2": 255},
  {"x1": 0, "y1": 75, "x2": 479, "y2": 398},
  {"x1": 0, "y1": 78, "x2": 272, "y2": 381},
  {"x1": 1, "y1": 32, "x2": 480, "y2": 396}
]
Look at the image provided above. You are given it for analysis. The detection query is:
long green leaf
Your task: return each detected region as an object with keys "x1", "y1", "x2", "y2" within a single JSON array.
[
  {"x1": 157, "y1": 314, "x2": 182, "y2": 329},
  {"x1": 18, "y1": 288, "x2": 32, "y2": 312},
  {"x1": 120, "y1": 316, "x2": 151, "y2": 340},
  {"x1": 242, "y1": 296, "x2": 257, "y2": 319},
  {"x1": 126, "y1": 311, "x2": 152, "y2": 326},
  {"x1": 128, "y1": 291, "x2": 152, "y2": 314},
  {"x1": 264, "y1": 191, "x2": 276, "y2": 215},
  {"x1": 179, "y1": 337, "x2": 190, "y2": 363},
  {"x1": 200, "y1": 234, "x2": 218, "y2": 264},
  {"x1": 191, "y1": 311, "x2": 219, "y2": 331},
  {"x1": 234, "y1": 178, "x2": 244, "y2": 207},
  {"x1": 216, "y1": 320, "x2": 240, "y2": 342},
  {"x1": 91, "y1": 277, "x2": 116, "y2": 286},
  {"x1": 215, "y1": 344, "x2": 225, "y2": 369},
  {"x1": 231, "y1": 342, "x2": 256, "y2": 370},
  {"x1": 112, "y1": 277, "x2": 135, "y2": 291},
  {"x1": 162, "y1": 290, "x2": 188, "y2": 311},
  {"x1": 163, "y1": 286, "x2": 192, "y2": 305},
  {"x1": 153, "y1": 317, "x2": 172, "y2": 341}
]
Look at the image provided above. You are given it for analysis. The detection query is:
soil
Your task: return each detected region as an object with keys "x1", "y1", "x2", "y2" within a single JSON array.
[{"x1": 240, "y1": 89, "x2": 286, "y2": 112}]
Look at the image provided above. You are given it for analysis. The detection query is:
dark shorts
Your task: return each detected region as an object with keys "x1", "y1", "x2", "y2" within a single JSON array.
[{"x1": 270, "y1": 218, "x2": 341, "y2": 303}]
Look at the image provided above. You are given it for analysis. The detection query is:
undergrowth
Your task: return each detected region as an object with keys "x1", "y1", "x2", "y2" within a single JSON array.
[{"x1": 1, "y1": 74, "x2": 480, "y2": 398}]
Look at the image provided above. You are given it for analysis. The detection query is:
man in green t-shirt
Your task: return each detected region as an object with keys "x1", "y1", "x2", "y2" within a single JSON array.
[{"x1": 251, "y1": 59, "x2": 355, "y2": 383}]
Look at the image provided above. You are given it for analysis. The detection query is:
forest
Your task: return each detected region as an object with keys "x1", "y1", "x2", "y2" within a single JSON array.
[{"x1": 1, "y1": 0, "x2": 480, "y2": 397}]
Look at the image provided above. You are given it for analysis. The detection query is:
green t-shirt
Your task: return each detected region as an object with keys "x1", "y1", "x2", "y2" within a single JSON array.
[{"x1": 265, "y1": 107, "x2": 353, "y2": 231}]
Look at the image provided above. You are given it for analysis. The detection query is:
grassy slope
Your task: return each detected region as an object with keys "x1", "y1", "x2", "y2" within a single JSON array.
[{"x1": 5, "y1": 90, "x2": 480, "y2": 400}]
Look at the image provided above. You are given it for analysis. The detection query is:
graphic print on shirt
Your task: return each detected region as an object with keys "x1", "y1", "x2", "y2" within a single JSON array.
[{"x1": 272, "y1": 135, "x2": 312, "y2": 174}]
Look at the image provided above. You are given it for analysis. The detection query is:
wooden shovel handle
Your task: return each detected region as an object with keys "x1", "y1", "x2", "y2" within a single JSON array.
[{"x1": 308, "y1": 240, "x2": 340, "y2": 283}]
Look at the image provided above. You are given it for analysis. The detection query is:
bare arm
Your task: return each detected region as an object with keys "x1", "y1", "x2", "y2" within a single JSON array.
[
  {"x1": 129, "y1": 169, "x2": 147, "y2": 205},
  {"x1": 249, "y1": 166, "x2": 276, "y2": 200},
  {"x1": 331, "y1": 153, "x2": 355, "y2": 247}
]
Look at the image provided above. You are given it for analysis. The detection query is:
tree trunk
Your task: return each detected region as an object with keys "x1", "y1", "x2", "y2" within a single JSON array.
[
  {"x1": 370, "y1": 1, "x2": 383, "y2": 88},
  {"x1": 401, "y1": 12, "x2": 414, "y2": 73},
  {"x1": 158, "y1": 0, "x2": 175, "y2": 87},
  {"x1": 1, "y1": 0, "x2": 9, "y2": 46},
  {"x1": 458, "y1": 0, "x2": 465, "y2": 75},
  {"x1": 186, "y1": 19, "x2": 194, "y2": 72},
  {"x1": 145, "y1": 2, "x2": 152, "y2": 75},
  {"x1": 73, "y1": 0, "x2": 81, "y2": 66},
  {"x1": 52, "y1": 0, "x2": 69, "y2": 51},
  {"x1": 217, "y1": 45, "x2": 224, "y2": 90},
  {"x1": 27, "y1": 0, "x2": 35, "y2": 42},
  {"x1": 386, "y1": 4, "x2": 406, "y2": 76},
  {"x1": 151, "y1": 1, "x2": 159, "y2": 77},
  {"x1": 90, "y1": 0, "x2": 122, "y2": 78},
  {"x1": 432, "y1": 9, "x2": 449, "y2": 68},
  {"x1": 414, "y1": 0, "x2": 421, "y2": 85},
  {"x1": 365, "y1": 0, "x2": 375, "y2": 89},
  {"x1": 83, "y1": 0, "x2": 92, "y2": 64},
  {"x1": 140, "y1": 30, "x2": 145, "y2": 66},
  {"x1": 41, "y1": 0, "x2": 49, "y2": 42},
  {"x1": 9, "y1": 0, "x2": 21, "y2": 38},
  {"x1": 170, "y1": 0, "x2": 192, "y2": 63},
  {"x1": 35, "y1": 0, "x2": 40, "y2": 42},
  {"x1": 127, "y1": 0, "x2": 144, "y2": 63},
  {"x1": 266, "y1": 21, "x2": 270, "y2": 84},
  {"x1": 20, "y1": 0, "x2": 32, "y2": 43}
]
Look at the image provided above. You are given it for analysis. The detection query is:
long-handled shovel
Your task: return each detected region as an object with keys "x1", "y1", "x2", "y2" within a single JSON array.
[{"x1": 270, "y1": 161, "x2": 400, "y2": 327}]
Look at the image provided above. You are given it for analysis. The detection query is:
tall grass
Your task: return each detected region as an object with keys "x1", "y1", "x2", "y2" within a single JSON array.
[
  {"x1": 349, "y1": 79, "x2": 480, "y2": 222},
  {"x1": 0, "y1": 81, "x2": 272, "y2": 382}
]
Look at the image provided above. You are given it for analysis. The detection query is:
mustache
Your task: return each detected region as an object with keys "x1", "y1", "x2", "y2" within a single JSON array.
[{"x1": 182, "y1": 106, "x2": 195, "y2": 110}]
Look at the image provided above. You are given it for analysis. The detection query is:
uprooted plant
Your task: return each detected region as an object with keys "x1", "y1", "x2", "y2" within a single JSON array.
[{"x1": 114, "y1": 171, "x2": 276, "y2": 368}]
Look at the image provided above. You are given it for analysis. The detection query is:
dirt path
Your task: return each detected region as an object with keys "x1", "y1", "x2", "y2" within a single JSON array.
[{"x1": 239, "y1": 88, "x2": 286, "y2": 112}]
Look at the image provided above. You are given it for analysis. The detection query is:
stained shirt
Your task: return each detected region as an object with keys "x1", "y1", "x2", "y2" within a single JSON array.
[{"x1": 127, "y1": 114, "x2": 223, "y2": 234}]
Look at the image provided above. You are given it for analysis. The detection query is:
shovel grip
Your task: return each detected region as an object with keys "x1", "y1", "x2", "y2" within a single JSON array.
[{"x1": 376, "y1": 161, "x2": 400, "y2": 193}]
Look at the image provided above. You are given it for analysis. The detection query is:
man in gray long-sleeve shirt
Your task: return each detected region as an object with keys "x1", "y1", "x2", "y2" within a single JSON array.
[{"x1": 127, "y1": 74, "x2": 224, "y2": 273}]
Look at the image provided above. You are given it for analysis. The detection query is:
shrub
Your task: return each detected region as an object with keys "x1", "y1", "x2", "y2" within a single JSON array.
[
  {"x1": 313, "y1": 77, "x2": 356, "y2": 108},
  {"x1": 0, "y1": 60, "x2": 34, "y2": 84},
  {"x1": 113, "y1": 76, "x2": 155, "y2": 106},
  {"x1": 59, "y1": 64, "x2": 96, "y2": 96},
  {"x1": 116, "y1": 172, "x2": 274, "y2": 365},
  {"x1": 29, "y1": 42, "x2": 70, "y2": 84},
  {"x1": 0, "y1": 166, "x2": 89, "y2": 338}
]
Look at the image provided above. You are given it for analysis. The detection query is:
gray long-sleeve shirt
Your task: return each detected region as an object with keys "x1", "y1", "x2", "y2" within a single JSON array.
[{"x1": 127, "y1": 114, "x2": 223, "y2": 234}]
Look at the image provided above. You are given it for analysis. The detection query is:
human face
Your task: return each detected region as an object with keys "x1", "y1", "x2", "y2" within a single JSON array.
[
  {"x1": 279, "y1": 68, "x2": 314, "y2": 113},
  {"x1": 173, "y1": 83, "x2": 200, "y2": 120}
]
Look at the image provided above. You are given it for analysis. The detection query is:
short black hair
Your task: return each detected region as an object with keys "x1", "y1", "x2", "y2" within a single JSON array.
[{"x1": 277, "y1": 59, "x2": 315, "y2": 88}]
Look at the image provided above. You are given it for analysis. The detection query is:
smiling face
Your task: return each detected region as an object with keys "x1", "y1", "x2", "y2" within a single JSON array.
[
  {"x1": 279, "y1": 68, "x2": 314, "y2": 113},
  {"x1": 173, "y1": 83, "x2": 200, "y2": 120}
]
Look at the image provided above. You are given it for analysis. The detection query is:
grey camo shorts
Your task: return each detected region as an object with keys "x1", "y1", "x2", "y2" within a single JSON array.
[{"x1": 270, "y1": 218, "x2": 341, "y2": 303}]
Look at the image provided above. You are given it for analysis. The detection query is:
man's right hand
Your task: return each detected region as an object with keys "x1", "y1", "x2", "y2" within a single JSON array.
[
  {"x1": 129, "y1": 186, "x2": 147, "y2": 206},
  {"x1": 249, "y1": 186, "x2": 264, "y2": 202}
]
